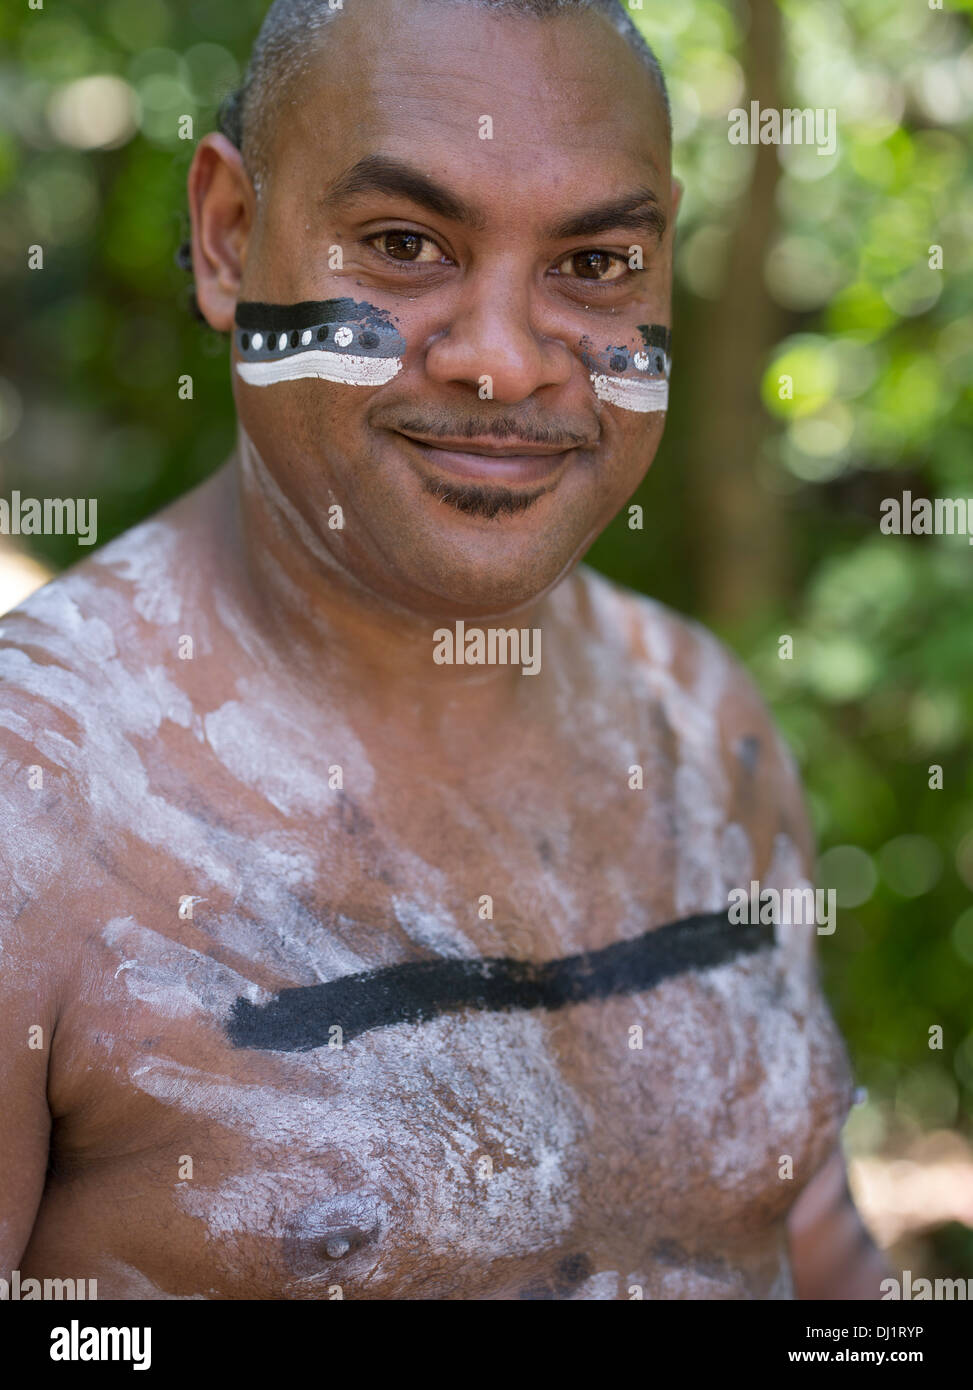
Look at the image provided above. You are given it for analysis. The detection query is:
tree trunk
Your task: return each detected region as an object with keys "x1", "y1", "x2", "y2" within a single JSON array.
[{"x1": 688, "y1": 0, "x2": 789, "y2": 625}]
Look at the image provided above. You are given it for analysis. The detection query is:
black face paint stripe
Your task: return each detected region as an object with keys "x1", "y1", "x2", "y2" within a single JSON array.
[
  {"x1": 225, "y1": 910, "x2": 773, "y2": 1052},
  {"x1": 236, "y1": 300, "x2": 398, "y2": 333},
  {"x1": 638, "y1": 323, "x2": 672, "y2": 356},
  {"x1": 234, "y1": 300, "x2": 406, "y2": 367}
]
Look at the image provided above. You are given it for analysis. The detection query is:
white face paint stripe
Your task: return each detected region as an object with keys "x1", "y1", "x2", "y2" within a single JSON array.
[
  {"x1": 590, "y1": 374, "x2": 669, "y2": 413},
  {"x1": 236, "y1": 351, "x2": 402, "y2": 388}
]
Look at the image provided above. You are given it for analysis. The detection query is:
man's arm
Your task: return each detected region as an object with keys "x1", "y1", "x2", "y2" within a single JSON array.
[
  {"x1": 787, "y1": 1143, "x2": 892, "y2": 1299},
  {"x1": 0, "y1": 825, "x2": 56, "y2": 1276},
  {"x1": 0, "y1": 947, "x2": 53, "y2": 1277},
  {"x1": 0, "y1": 716, "x2": 68, "y2": 1276},
  {"x1": 686, "y1": 620, "x2": 892, "y2": 1301}
]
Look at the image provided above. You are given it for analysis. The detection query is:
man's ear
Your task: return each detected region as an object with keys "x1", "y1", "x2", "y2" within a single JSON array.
[
  {"x1": 187, "y1": 133, "x2": 254, "y2": 333},
  {"x1": 671, "y1": 175, "x2": 684, "y2": 220}
]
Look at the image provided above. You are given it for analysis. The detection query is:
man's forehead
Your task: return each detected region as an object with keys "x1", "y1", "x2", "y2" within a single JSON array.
[{"x1": 276, "y1": 0, "x2": 669, "y2": 207}]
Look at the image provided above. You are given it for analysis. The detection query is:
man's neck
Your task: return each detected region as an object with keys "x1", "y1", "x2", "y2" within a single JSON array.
[{"x1": 212, "y1": 435, "x2": 567, "y2": 746}]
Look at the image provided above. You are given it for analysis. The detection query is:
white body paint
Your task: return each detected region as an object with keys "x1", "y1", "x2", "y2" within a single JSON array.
[
  {"x1": 127, "y1": 1010, "x2": 587, "y2": 1262},
  {"x1": 236, "y1": 351, "x2": 402, "y2": 388},
  {"x1": 590, "y1": 374, "x2": 669, "y2": 413},
  {"x1": 0, "y1": 533, "x2": 851, "y2": 1297}
]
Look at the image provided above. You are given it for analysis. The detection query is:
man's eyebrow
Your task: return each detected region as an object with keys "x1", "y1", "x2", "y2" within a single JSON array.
[
  {"x1": 324, "y1": 154, "x2": 487, "y2": 229},
  {"x1": 547, "y1": 189, "x2": 668, "y2": 243}
]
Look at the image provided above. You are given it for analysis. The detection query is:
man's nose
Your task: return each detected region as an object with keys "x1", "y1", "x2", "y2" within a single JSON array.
[{"x1": 423, "y1": 270, "x2": 574, "y2": 405}]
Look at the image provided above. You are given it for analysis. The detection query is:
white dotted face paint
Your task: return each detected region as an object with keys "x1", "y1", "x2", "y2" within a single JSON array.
[
  {"x1": 588, "y1": 324, "x2": 672, "y2": 414},
  {"x1": 234, "y1": 299, "x2": 405, "y2": 389}
]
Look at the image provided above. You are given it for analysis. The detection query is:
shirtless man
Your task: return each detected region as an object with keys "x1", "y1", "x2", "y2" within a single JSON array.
[{"x1": 1, "y1": 0, "x2": 885, "y2": 1299}]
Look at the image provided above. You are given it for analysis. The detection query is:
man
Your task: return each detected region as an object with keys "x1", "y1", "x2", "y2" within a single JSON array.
[{"x1": 0, "y1": 0, "x2": 886, "y2": 1299}]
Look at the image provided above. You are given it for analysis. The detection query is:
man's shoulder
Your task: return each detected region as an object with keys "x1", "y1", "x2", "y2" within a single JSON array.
[
  {"x1": 573, "y1": 563, "x2": 774, "y2": 719},
  {"x1": 0, "y1": 514, "x2": 191, "y2": 743},
  {"x1": 572, "y1": 565, "x2": 812, "y2": 862},
  {"x1": 0, "y1": 578, "x2": 94, "y2": 969},
  {"x1": 0, "y1": 511, "x2": 205, "y2": 933},
  {"x1": 0, "y1": 466, "x2": 224, "y2": 678}
]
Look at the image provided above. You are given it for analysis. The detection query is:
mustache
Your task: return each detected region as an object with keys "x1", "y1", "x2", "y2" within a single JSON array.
[{"x1": 373, "y1": 409, "x2": 597, "y2": 450}]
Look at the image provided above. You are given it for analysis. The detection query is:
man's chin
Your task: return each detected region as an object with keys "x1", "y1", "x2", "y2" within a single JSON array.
[
  {"x1": 383, "y1": 523, "x2": 579, "y2": 619},
  {"x1": 329, "y1": 443, "x2": 599, "y2": 616}
]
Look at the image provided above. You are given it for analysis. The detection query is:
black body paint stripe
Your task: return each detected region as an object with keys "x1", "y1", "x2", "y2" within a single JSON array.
[
  {"x1": 226, "y1": 910, "x2": 772, "y2": 1052},
  {"x1": 638, "y1": 324, "x2": 672, "y2": 356},
  {"x1": 236, "y1": 299, "x2": 397, "y2": 333}
]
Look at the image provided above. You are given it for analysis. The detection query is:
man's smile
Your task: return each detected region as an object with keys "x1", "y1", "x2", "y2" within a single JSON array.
[{"x1": 396, "y1": 431, "x2": 577, "y2": 484}]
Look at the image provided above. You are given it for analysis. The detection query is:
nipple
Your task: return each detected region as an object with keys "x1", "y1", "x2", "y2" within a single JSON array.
[{"x1": 284, "y1": 1192, "x2": 386, "y2": 1274}]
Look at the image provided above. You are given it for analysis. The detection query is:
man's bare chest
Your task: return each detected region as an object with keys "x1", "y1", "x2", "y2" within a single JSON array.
[
  {"x1": 41, "y1": 801, "x2": 853, "y2": 1300},
  {"x1": 8, "y1": 550, "x2": 855, "y2": 1297},
  {"x1": 37, "y1": 635, "x2": 853, "y2": 1299}
]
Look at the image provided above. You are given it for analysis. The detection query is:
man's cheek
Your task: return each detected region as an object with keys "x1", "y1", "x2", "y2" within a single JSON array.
[
  {"x1": 603, "y1": 413, "x2": 667, "y2": 501},
  {"x1": 584, "y1": 323, "x2": 672, "y2": 415},
  {"x1": 233, "y1": 298, "x2": 406, "y2": 388}
]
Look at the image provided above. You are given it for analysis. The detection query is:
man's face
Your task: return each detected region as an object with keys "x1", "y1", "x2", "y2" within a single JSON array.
[{"x1": 228, "y1": 0, "x2": 674, "y2": 617}]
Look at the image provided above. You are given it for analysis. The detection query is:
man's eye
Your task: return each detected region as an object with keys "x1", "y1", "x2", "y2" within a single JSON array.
[
  {"x1": 556, "y1": 250, "x2": 628, "y2": 282},
  {"x1": 370, "y1": 231, "x2": 445, "y2": 263}
]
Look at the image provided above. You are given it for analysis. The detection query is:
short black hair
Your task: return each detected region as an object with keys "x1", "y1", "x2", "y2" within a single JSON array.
[{"x1": 180, "y1": 0, "x2": 671, "y2": 317}]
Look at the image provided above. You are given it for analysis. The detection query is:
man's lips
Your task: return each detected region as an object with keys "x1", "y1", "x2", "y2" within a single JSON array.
[{"x1": 396, "y1": 432, "x2": 577, "y2": 484}]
